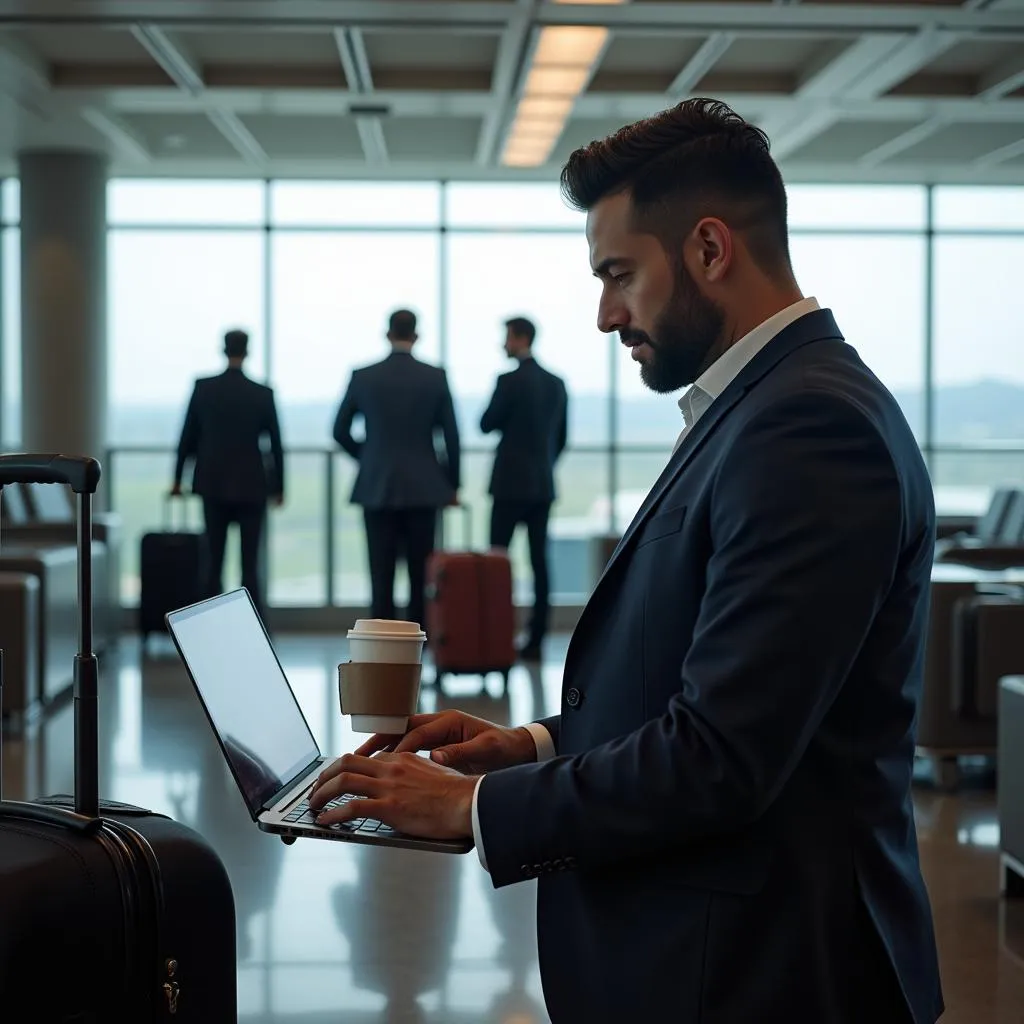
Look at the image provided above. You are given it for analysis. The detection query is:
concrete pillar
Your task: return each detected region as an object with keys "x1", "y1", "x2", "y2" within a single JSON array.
[{"x1": 18, "y1": 150, "x2": 108, "y2": 485}]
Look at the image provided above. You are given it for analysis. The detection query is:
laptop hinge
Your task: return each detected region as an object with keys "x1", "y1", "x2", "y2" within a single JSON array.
[{"x1": 260, "y1": 757, "x2": 322, "y2": 814}]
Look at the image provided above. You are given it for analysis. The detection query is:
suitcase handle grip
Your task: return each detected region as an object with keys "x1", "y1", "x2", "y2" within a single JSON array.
[
  {"x1": 0, "y1": 453, "x2": 101, "y2": 494},
  {"x1": 0, "y1": 799, "x2": 103, "y2": 835}
]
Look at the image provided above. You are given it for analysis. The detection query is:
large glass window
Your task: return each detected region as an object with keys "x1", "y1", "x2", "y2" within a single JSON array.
[
  {"x1": 334, "y1": 455, "x2": 370, "y2": 607},
  {"x1": 270, "y1": 231, "x2": 441, "y2": 446},
  {"x1": 445, "y1": 232, "x2": 608, "y2": 446},
  {"x1": 0, "y1": 176, "x2": 1009, "y2": 611},
  {"x1": 107, "y1": 230, "x2": 266, "y2": 445},
  {"x1": 786, "y1": 184, "x2": 927, "y2": 231},
  {"x1": 933, "y1": 186, "x2": 1024, "y2": 232},
  {"x1": 3, "y1": 179, "x2": 20, "y2": 222},
  {"x1": 108, "y1": 180, "x2": 265, "y2": 227},
  {"x1": 270, "y1": 181, "x2": 440, "y2": 228},
  {"x1": 3, "y1": 227, "x2": 19, "y2": 446},
  {"x1": 929, "y1": 449, "x2": 1024, "y2": 517},
  {"x1": 932, "y1": 236, "x2": 1024, "y2": 444},
  {"x1": 790, "y1": 234, "x2": 926, "y2": 438},
  {"x1": 269, "y1": 450, "x2": 328, "y2": 607},
  {"x1": 445, "y1": 182, "x2": 585, "y2": 230}
]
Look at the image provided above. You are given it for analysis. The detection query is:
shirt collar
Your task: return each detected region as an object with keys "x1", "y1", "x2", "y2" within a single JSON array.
[{"x1": 678, "y1": 296, "x2": 820, "y2": 424}]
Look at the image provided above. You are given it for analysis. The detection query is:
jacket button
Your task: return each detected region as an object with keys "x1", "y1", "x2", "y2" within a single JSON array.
[{"x1": 566, "y1": 687, "x2": 581, "y2": 708}]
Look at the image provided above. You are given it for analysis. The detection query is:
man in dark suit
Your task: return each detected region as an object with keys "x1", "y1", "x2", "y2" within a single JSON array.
[
  {"x1": 172, "y1": 329, "x2": 284, "y2": 621},
  {"x1": 333, "y1": 309, "x2": 460, "y2": 629},
  {"x1": 481, "y1": 316, "x2": 568, "y2": 661},
  {"x1": 311, "y1": 99, "x2": 942, "y2": 1023}
]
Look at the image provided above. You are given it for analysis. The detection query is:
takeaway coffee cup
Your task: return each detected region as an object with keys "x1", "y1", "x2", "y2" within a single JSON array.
[{"x1": 339, "y1": 619, "x2": 426, "y2": 734}]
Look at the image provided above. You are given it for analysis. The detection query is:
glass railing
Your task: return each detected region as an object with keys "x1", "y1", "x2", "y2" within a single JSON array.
[
  {"x1": 104, "y1": 444, "x2": 641, "y2": 608},
  {"x1": 104, "y1": 443, "x2": 1021, "y2": 609}
]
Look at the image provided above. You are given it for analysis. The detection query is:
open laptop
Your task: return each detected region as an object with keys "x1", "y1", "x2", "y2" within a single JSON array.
[{"x1": 165, "y1": 588, "x2": 473, "y2": 854}]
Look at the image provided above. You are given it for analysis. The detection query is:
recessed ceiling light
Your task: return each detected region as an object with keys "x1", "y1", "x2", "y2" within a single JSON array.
[{"x1": 163, "y1": 134, "x2": 186, "y2": 150}]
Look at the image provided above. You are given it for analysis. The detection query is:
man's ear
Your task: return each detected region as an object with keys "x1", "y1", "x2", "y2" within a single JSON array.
[{"x1": 688, "y1": 216, "x2": 732, "y2": 283}]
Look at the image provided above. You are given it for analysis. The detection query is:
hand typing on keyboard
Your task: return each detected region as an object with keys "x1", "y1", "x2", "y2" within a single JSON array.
[
  {"x1": 307, "y1": 751, "x2": 477, "y2": 840},
  {"x1": 282, "y1": 793, "x2": 396, "y2": 834}
]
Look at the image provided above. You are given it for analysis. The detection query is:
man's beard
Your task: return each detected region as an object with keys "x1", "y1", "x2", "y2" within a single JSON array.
[{"x1": 621, "y1": 269, "x2": 725, "y2": 394}]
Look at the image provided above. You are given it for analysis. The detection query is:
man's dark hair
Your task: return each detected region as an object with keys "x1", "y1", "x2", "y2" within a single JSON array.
[
  {"x1": 224, "y1": 329, "x2": 249, "y2": 359},
  {"x1": 560, "y1": 98, "x2": 791, "y2": 278},
  {"x1": 504, "y1": 316, "x2": 536, "y2": 346},
  {"x1": 388, "y1": 308, "x2": 418, "y2": 341}
]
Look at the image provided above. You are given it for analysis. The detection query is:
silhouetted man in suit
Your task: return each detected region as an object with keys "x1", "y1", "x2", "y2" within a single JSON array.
[
  {"x1": 481, "y1": 317, "x2": 568, "y2": 660},
  {"x1": 312, "y1": 99, "x2": 943, "y2": 1024},
  {"x1": 333, "y1": 309, "x2": 460, "y2": 628},
  {"x1": 172, "y1": 329, "x2": 284, "y2": 621}
]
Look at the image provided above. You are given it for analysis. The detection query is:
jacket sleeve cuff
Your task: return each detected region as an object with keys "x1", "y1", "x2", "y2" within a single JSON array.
[{"x1": 473, "y1": 724, "x2": 552, "y2": 873}]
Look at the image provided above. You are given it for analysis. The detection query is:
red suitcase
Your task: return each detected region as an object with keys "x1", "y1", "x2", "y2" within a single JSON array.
[{"x1": 426, "y1": 507, "x2": 516, "y2": 692}]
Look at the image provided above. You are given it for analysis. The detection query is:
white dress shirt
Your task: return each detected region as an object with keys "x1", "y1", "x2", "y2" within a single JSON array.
[{"x1": 471, "y1": 296, "x2": 820, "y2": 870}]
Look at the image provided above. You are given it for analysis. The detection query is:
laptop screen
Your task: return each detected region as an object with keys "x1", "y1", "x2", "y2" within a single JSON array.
[{"x1": 167, "y1": 589, "x2": 320, "y2": 816}]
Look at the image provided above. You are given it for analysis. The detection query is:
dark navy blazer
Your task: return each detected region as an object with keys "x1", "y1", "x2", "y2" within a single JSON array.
[
  {"x1": 174, "y1": 368, "x2": 284, "y2": 502},
  {"x1": 480, "y1": 357, "x2": 568, "y2": 503},
  {"x1": 478, "y1": 309, "x2": 943, "y2": 1023},
  {"x1": 332, "y1": 351, "x2": 460, "y2": 510}
]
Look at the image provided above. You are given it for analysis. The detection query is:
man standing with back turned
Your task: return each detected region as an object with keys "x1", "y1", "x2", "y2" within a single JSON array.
[
  {"x1": 481, "y1": 317, "x2": 568, "y2": 662},
  {"x1": 333, "y1": 309, "x2": 460, "y2": 630},
  {"x1": 311, "y1": 100, "x2": 943, "y2": 1024},
  {"x1": 172, "y1": 328, "x2": 284, "y2": 623}
]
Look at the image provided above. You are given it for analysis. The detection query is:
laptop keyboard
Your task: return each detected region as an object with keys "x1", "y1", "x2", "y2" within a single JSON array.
[{"x1": 283, "y1": 792, "x2": 397, "y2": 835}]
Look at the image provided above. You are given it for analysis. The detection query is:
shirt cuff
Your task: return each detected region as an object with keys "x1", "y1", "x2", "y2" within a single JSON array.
[
  {"x1": 524, "y1": 722, "x2": 556, "y2": 762},
  {"x1": 472, "y1": 722, "x2": 555, "y2": 872},
  {"x1": 472, "y1": 775, "x2": 489, "y2": 870}
]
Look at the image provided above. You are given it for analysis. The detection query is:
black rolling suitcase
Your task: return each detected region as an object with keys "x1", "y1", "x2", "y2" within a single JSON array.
[
  {"x1": 0, "y1": 454, "x2": 237, "y2": 1021},
  {"x1": 140, "y1": 498, "x2": 206, "y2": 642}
]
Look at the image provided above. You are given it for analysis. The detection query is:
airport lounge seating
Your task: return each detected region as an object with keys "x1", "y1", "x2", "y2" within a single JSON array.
[
  {"x1": 999, "y1": 676, "x2": 1024, "y2": 897},
  {"x1": 918, "y1": 565, "x2": 1024, "y2": 788},
  {"x1": 0, "y1": 482, "x2": 118, "y2": 727},
  {"x1": 935, "y1": 488, "x2": 1024, "y2": 570}
]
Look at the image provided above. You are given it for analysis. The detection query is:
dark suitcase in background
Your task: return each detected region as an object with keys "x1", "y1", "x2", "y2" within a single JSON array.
[
  {"x1": 140, "y1": 497, "x2": 206, "y2": 643},
  {"x1": 427, "y1": 505, "x2": 516, "y2": 692},
  {"x1": 0, "y1": 454, "x2": 237, "y2": 1021}
]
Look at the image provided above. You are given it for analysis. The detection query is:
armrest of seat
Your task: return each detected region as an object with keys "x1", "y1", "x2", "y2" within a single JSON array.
[
  {"x1": 953, "y1": 593, "x2": 1024, "y2": 719},
  {"x1": 1, "y1": 510, "x2": 121, "y2": 545},
  {"x1": 936, "y1": 545, "x2": 1024, "y2": 570}
]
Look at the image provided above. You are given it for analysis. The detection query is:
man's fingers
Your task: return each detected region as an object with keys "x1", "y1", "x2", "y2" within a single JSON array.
[
  {"x1": 392, "y1": 725, "x2": 435, "y2": 754},
  {"x1": 431, "y1": 735, "x2": 490, "y2": 769},
  {"x1": 315, "y1": 797, "x2": 387, "y2": 827},
  {"x1": 393, "y1": 720, "x2": 461, "y2": 754},
  {"x1": 353, "y1": 733, "x2": 402, "y2": 757},
  {"x1": 314, "y1": 755, "x2": 345, "y2": 789},
  {"x1": 403, "y1": 714, "x2": 440, "y2": 731},
  {"x1": 309, "y1": 755, "x2": 388, "y2": 808},
  {"x1": 309, "y1": 770, "x2": 385, "y2": 809}
]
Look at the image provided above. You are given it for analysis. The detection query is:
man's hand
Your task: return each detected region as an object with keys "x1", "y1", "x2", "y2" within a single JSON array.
[
  {"x1": 308, "y1": 752, "x2": 476, "y2": 839},
  {"x1": 270, "y1": 493, "x2": 284, "y2": 509},
  {"x1": 352, "y1": 709, "x2": 537, "y2": 775},
  {"x1": 168, "y1": 484, "x2": 183, "y2": 497}
]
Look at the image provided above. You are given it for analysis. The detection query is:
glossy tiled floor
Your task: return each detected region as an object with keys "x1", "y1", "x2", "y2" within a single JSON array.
[{"x1": 3, "y1": 633, "x2": 1024, "y2": 1023}]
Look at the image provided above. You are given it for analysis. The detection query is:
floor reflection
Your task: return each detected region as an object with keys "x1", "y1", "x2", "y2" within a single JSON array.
[{"x1": 2, "y1": 633, "x2": 1022, "y2": 1022}]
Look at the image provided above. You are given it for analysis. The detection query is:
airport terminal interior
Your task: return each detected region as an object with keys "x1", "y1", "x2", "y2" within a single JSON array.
[{"x1": 3, "y1": 1, "x2": 1024, "y2": 1021}]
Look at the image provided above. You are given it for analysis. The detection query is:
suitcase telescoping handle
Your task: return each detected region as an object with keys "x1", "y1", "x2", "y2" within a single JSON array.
[{"x1": 0, "y1": 453, "x2": 102, "y2": 820}]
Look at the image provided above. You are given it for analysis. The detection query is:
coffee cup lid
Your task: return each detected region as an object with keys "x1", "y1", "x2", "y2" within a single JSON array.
[{"x1": 347, "y1": 618, "x2": 426, "y2": 641}]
